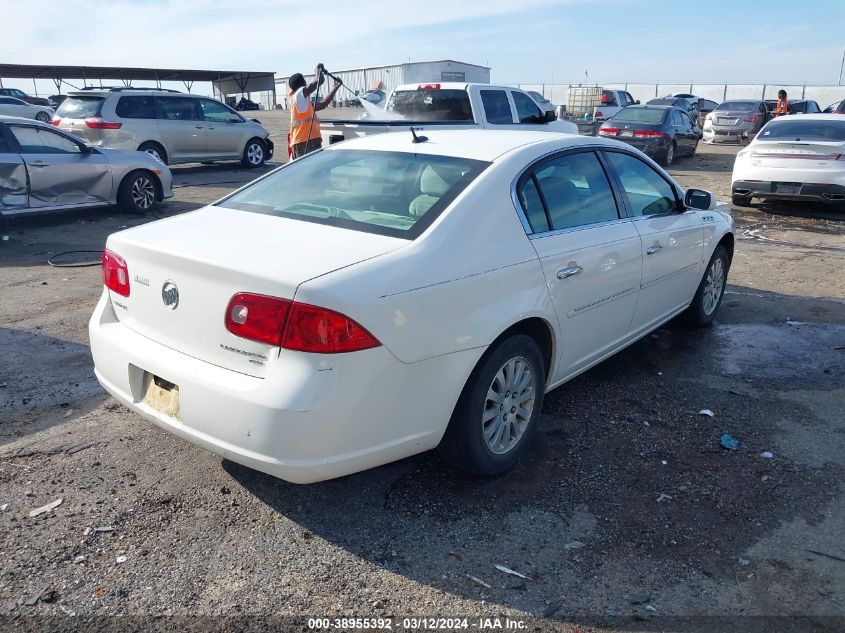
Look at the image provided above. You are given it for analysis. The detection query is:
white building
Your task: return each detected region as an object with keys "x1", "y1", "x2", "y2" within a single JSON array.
[{"x1": 275, "y1": 60, "x2": 490, "y2": 108}]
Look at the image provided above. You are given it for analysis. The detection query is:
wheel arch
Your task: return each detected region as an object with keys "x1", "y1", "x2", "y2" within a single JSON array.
[
  {"x1": 488, "y1": 316, "x2": 557, "y2": 383},
  {"x1": 118, "y1": 168, "x2": 163, "y2": 202},
  {"x1": 717, "y1": 231, "x2": 735, "y2": 264}
]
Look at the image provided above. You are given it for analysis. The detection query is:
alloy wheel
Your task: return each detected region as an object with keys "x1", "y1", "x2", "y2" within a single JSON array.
[
  {"x1": 482, "y1": 356, "x2": 536, "y2": 455},
  {"x1": 144, "y1": 148, "x2": 163, "y2": 162},
  {"x1": 666, "y1": 143, "x2": 675, "y2": 165},
  {"x1": 131, "y1": 177, "x2": 155, "y2": 210},
  {"x1": 36, "y1": 112, "x2": 51, "y2": 123},
  {"x1": 247, "y1": 142, "x2": 264, "y2": 165},
  {"x1": 702, "y1": 257, "x2": 725, "y2": 316}
]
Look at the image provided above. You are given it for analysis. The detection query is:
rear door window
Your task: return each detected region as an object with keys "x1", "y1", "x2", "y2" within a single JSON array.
[
  {"x1": 115, "y1": 95, "x2": 158, "y2": 119},
  {"x1": 55, "y1": 96, "x2": 104, "y2": 119},
  {"x1": 158, "y1": 97, "x2": 201, "y2": 121},
  {"x1": 385, "y1": 89, "x2": 473, "y2": 121},
  {"x1": 671, "y1": 111, "x2": 685, "y2": 126},
  {"x1": 480, "y1": 90, "x2": 513, "y2": 124}
]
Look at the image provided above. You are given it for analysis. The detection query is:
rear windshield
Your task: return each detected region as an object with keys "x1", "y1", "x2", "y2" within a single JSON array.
[
  {"x1": 56, "y1": 96, "x2": 104, "y2": 119},
  {"x1": 385, "y1": 89, "x2": 473, "y2": 122},
  {"x1": 610, "y1": 108, "x2": 666, "y2": 124},
  {"x1": 647, "y1": 98, "x2": 675, "y2": 106},
  {"x1": 715, "y1": 101, "x2": 757, "y2": 112},
  {"x1": 218, "y1": 149, "x2": 489, "y2": 239},
  {"x1": 758, "y1": 120, "x2": 845, "y2": 142}
]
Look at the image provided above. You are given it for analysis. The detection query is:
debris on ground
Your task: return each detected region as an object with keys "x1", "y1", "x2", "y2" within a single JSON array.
[
  {"x1": 28, "y1": 498, "x2": 62, "y2": 518},
  {"x1": 720, "y1": 433, "x2": 739, "y2": 451},
  {"x1": 645, "y1": 605, "x2": 658, "y2": 612},
  {"x1": 563, "y1": 541, "x2": 585, "y2": 550},
  {"x1": 738, "y1": 558, "x2": 751, "y2": 566},
  {"x1": 806, "y1": 549, "x2": 845, "y2": 563},
  {"x1": 699, "y1": 409, "x2": 715, "y2": 417},
  {"x1": 0, "y1": 504, "x2": 7, "y2": 511},
  {"x1": 542, "y1": 601, "x2": 565, "y2": 617},
  {"x1": 494, "y1": 564, "x2": 532, "y2": 580},
  {"x1": 115, "y1": 555, "x2": 127, "y2": 563},
  {"x1": 656, "y1": 493, "x2": 673, "y2": 503},
  {"x1": 629, "y1": 593, "x2": 651, "y2": 605},
  {"x1": 23, "y1": 585, "x2": 48, "y2": 606},
  {"x1": 466, "y1": 574, "x2": 491, "y2": 589},
  {"x1": 73, "y1": 555, "x2": 85, "y2": 564},
  {"x1": 447, "y1": 551, "x2": 463, "y2": 561},
  {"x1": 761, "y1": 451, "x2": 774, "y2": 459},
  {"x1": 84, "y1": 526, "x2": 114, "y2": 536}
]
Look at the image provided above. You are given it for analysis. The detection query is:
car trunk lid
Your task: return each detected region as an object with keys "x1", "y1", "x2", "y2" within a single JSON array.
[
  {"x1": 105, "y1": 206, "x2": 407, "y2": 377},
  {"x1": 54, "y1": 95, "x2": 106, "y2": 143},
  {"x1": 749, "y1": 140, "x2": 845, "y2": 169}
]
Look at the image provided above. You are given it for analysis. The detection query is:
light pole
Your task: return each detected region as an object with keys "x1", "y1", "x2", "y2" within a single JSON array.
[{"x1": 839, "y1": 46, "x2": 845, "y2": 85}]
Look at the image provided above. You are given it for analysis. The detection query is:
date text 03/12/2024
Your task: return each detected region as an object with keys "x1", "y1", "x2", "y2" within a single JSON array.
[{"x1": 307, "y1": 617, "x2": 528, "y2": 630}]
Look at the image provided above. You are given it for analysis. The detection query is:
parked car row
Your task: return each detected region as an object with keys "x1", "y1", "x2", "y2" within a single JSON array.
[
  {"x1": 598, "y1": 105, "x2": 701, "y2": 166},
  {"x1": 0, "y1": 96, "x2": 54, "y2": 123}
]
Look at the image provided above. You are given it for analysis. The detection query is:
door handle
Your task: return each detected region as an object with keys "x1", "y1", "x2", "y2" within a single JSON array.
[
  {"x1": 195, "y1": 125, "x2": 204, "y2": 129},
  {"x1": 646, "y1": 242, "x2": 663, "y2": 255},
  {"x1": 29, "y1": 161, "x2": 50, "y2": 167},
  {"x1": 557, "y1": 263, "x2": 583, "y2": 280}
]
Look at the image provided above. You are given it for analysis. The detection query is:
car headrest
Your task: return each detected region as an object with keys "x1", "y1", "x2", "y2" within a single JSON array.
[{"x1": 420, "y1": 163, "x2": 464, "y2": 197}]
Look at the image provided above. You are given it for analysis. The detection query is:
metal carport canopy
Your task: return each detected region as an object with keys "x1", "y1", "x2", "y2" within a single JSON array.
[{"x1": 0, "y1": 64, "x2": 275, "y2": 93}]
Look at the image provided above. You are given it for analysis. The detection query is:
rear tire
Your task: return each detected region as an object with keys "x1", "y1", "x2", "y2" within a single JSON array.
[
  {"x1": 732, "y1": 193, "x2": 753, "y2": 207},
  {"x1": 35, "y1": 111, "x2": 51, "y2": 123},
  {"x1": 117, "y1": 170, "x2": 158, "y2": 214},
  {"x1": 438, "y1": 334, "x2": 546, "y2": 476},
  {"x1": 683, "y1": 244, "x2": 729, "y2": 327},
  {"x1": 137, "y1": 142, "x2": 168, "y2": 165},
  {"x1": 242, "y1": 138, "x2": 266, "y2": 168}
]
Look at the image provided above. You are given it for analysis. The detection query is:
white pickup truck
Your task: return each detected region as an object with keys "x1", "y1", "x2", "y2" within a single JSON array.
[{"x1": 320, "y1": 83, "x2": 578, "y2": 146}]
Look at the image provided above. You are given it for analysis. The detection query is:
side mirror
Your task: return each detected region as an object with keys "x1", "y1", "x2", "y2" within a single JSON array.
[
  {"x1": 634, "y1": 100, "x2": 640, "y2": 105},
  {"x1": 685, "y1": 188, "x2": 716, "y2": 210},
  {"x1": 544, "y1": 110, "x2": 556, "y2": 122},
  {"x1": 228, "y1": 116, "x2": 241, "y2": 123},
  {"x1": 79, "y1": 144, "x2": 92, "y2": 154}
]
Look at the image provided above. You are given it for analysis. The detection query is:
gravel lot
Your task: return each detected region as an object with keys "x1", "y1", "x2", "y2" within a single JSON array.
[{"x1": 1, "y1": 109, "x2": 843, "y2": 631}]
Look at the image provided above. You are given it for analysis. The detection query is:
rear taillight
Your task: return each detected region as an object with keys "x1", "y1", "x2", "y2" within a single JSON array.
[
  {"x1": 634, "y1": 130, "x2": 667, "y2": 138},
  {"x1": 744, "y1": 114, "x2": 762, "y2": 123},
  {"x1": 102, "y1": 249, "x2": 130, "y2": 297},
  {"x1": 225, "y1": 293, "x2": 291, "y2": 346},
  {"x1": 598, "y1": 127, "x2": 619, "y2": 135},
  {"x1": 225, "y1": 293, "x2": 381, "y2": 353},
  {"x1": 51, "y1": 116, "x2": 61, "y2": 126},
  {"x1": 85, "y1": 116, "x2": 122, "y2": 129}
]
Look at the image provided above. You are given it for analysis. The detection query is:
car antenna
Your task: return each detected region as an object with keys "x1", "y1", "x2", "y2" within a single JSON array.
[{"x1": 410, "y1": 127, "x2": 428, "y2": 143}]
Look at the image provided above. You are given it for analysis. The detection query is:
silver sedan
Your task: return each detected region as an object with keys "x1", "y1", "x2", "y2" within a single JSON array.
[{"x1": 0, "y1": 115, "x2": 173, "y2": 215}]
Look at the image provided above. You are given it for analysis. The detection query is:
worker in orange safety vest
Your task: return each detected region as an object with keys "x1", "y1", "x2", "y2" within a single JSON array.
[
  {"x1": 288, "y1": 63, "x2": 343, "y2": 160},
  {"x1": 773, "y1": 90, "x2": 790, "y2": 117}
]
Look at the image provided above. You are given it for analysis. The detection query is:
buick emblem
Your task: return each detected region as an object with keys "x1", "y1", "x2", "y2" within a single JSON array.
[{"x1": 161, "y1": 281, "x2": 179, "y2": 310}]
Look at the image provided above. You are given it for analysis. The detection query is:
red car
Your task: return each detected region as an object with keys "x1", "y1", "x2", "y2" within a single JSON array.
[
  {"x1": 822, "y1": 99, "x2": 845, "y2": 114},
  {"x1": 0, "y1": 87, "x2": 51, "y2": 107}
]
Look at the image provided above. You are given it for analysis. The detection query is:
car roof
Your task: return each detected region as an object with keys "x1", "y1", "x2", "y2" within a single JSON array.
[
  {"x1": 0, "y1": 115, "x2": 52, "y2": 127},
  {"x1": 625, "y1": 104, "x2": 673, "y2": 110},
  {"x1": 324, "y1": 129, "x2": 615, "y2": 162},
  {"x1": 66, "y1": 88, "x2": 184, "y2": 97},
  {"x1": 765, "y1": 113, "x2": 844, "y2": 122},
  {"x1": 392, "y1": 83, "x2": 518, "y2": 92}
]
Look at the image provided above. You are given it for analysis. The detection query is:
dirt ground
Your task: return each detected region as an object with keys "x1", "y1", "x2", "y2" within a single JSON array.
[{"x1": 1, "y1": 111, "x2": 843, "y2": 631}]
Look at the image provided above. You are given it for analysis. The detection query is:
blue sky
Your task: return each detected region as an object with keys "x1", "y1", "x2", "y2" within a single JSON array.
[{"x1": 2, "y1": 0, "x2": 844, "y2": 95}]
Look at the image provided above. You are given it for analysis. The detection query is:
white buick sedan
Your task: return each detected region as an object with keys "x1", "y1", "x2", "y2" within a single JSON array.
[{"x1": 90, "y1": 130, "x2": 735, "y2": 483}]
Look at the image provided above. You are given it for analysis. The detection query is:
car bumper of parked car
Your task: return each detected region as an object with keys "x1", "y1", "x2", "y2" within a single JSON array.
[
  {"x1": 89, "y1": 291, "x2": 478, "y2": 483},
  {"x1": 619, "y1": 138, "x2": 670, "y2": 159},
  {"x1": 732, "y1": 180, "x2": 845, "y2": 204},
  {"x1": 264, "y1": 138, "x2": 274, "y2": 159},
  {"x1": 703, "y1": 126, "x2": 752, "y2": 142}
]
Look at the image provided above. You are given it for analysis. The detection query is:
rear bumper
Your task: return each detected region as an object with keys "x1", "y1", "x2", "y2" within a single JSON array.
[
  {"x1": 703, "y1": 125, "x2": 752, "y2": 142},
  {"x1": 264, "y1": 138, "x2": 274, "y2": 159},
  {"x1": 732, "y1": 180, "x2": 845, "y2": 204},
  {"x1": 89, "y1": 291, "x2": 479, "y2": 483},
  {"x1": 614, "y1": 138, "x2": 669, "y2": 159}
]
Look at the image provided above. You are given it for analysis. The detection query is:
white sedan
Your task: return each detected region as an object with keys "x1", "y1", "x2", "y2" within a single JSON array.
[
  {"x1": 732, "y1": 114, "x2": 845, "y2": 208},
  {"x1": 90, "y1": 130, "x2": 735, "y2": 483},
  {"x1": 0, "y1": 96, "x2": 54, "y2": 123}
]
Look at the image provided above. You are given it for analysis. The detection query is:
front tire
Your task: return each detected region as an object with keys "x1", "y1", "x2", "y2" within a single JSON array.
[
  {"x1": 242, "y1": 138, "x2": 266, "y2": 168},
  {"x1": 684, "y1": 244, "x2": 729, "y2": 327},
  {"x1": 35, "y1": 111, "x2": 51, "y2": 123},
  {"x1": 438, "y1": 334, "x2": 546, "y2": 476},
  {"x1": 117, "y1": 170, "x2": 158, "y2": 214}
]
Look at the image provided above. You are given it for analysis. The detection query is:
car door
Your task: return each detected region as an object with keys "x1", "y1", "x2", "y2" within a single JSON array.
[
  {"x1": 515, "y1": 149, "x2": 643, "y2": 378},
  {"x1": 510, "y1": 91, "x2": 548, "y2": 130},
  {"x1": 669, "y1": 110, "x2": 690, "y2": 153},
  {"x1": 603, "y1": 150, "x2": 704, "y2": 334},
  {"x1": 0, "y1": 97, "x2": 34, "y2": 119},
  {"x1": 0, "y1": 125, "x2": 29, "y2": 212},
  {"x1": 156, "y1": 96, "x2": 206, "y2": 162},
  {"x1": 7, "y1": 123, "x2": 111, "y2": 208},
  {"x1": 198, "y1": 98, "x2": 246, "y2": 159}
]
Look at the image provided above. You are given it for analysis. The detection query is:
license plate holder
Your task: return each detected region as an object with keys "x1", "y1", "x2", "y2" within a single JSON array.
[
  {"x1": 775, "y1": 182, "x2": 800, "y2": 194},
  {"x1": 142, "y1": 372, "x2": 180, "y2": 419}
]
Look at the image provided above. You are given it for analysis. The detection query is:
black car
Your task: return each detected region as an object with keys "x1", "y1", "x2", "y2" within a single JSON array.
[
  {"x1": 235, "y1": 97, "x2": 260, "y2": 111},
  {"x1": 598, "y1": 105, "x2": 701, "y2": 166},
  {"x1": 646, "y1": 96, "x2": 698, "y2": 119},
  {"x1": 763, "y1": 99, "x2": 821, "y2": 115},
  {"x1": 48, "y1": 94, "x2": 67, "y2": 110}
]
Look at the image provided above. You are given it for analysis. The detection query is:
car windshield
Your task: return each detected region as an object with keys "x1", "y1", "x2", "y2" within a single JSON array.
[
  {"x1": 218, "y1": 149, "x2": 489, "y2": 239},
  {"x1": 758, "y1": 120, "x2": 845, "y2": 142},
  {"x1": 56, "y1": 96, "x2": 105, "y2": 119},
  {"x1": 610, "y1": 108, "x2": 666, "y2": 124},
  {"x1": 715, "y1": 101, "x2": 757, "y2": 112},
  {"x1": 386, "y1": 89, "x2": 473, "y2": 121}
]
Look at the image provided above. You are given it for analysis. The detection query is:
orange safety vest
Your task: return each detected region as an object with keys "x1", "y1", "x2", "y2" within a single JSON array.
[
  {"x1": 774, "y1": 97, "x2": 789, "y2": 116},
  {"x1": 289, "y1": 89, "x2": 321, "y2": 147}
]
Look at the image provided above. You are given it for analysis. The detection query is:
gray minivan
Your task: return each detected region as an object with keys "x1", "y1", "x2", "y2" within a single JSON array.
[{"x1": 54, "y1": 88, "x2": 273, "y2": 167}]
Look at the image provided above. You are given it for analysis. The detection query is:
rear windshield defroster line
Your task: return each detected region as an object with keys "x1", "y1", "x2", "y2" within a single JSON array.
[{"x1": 215, "y1": 149, "x2": 490, "y2": 240}]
